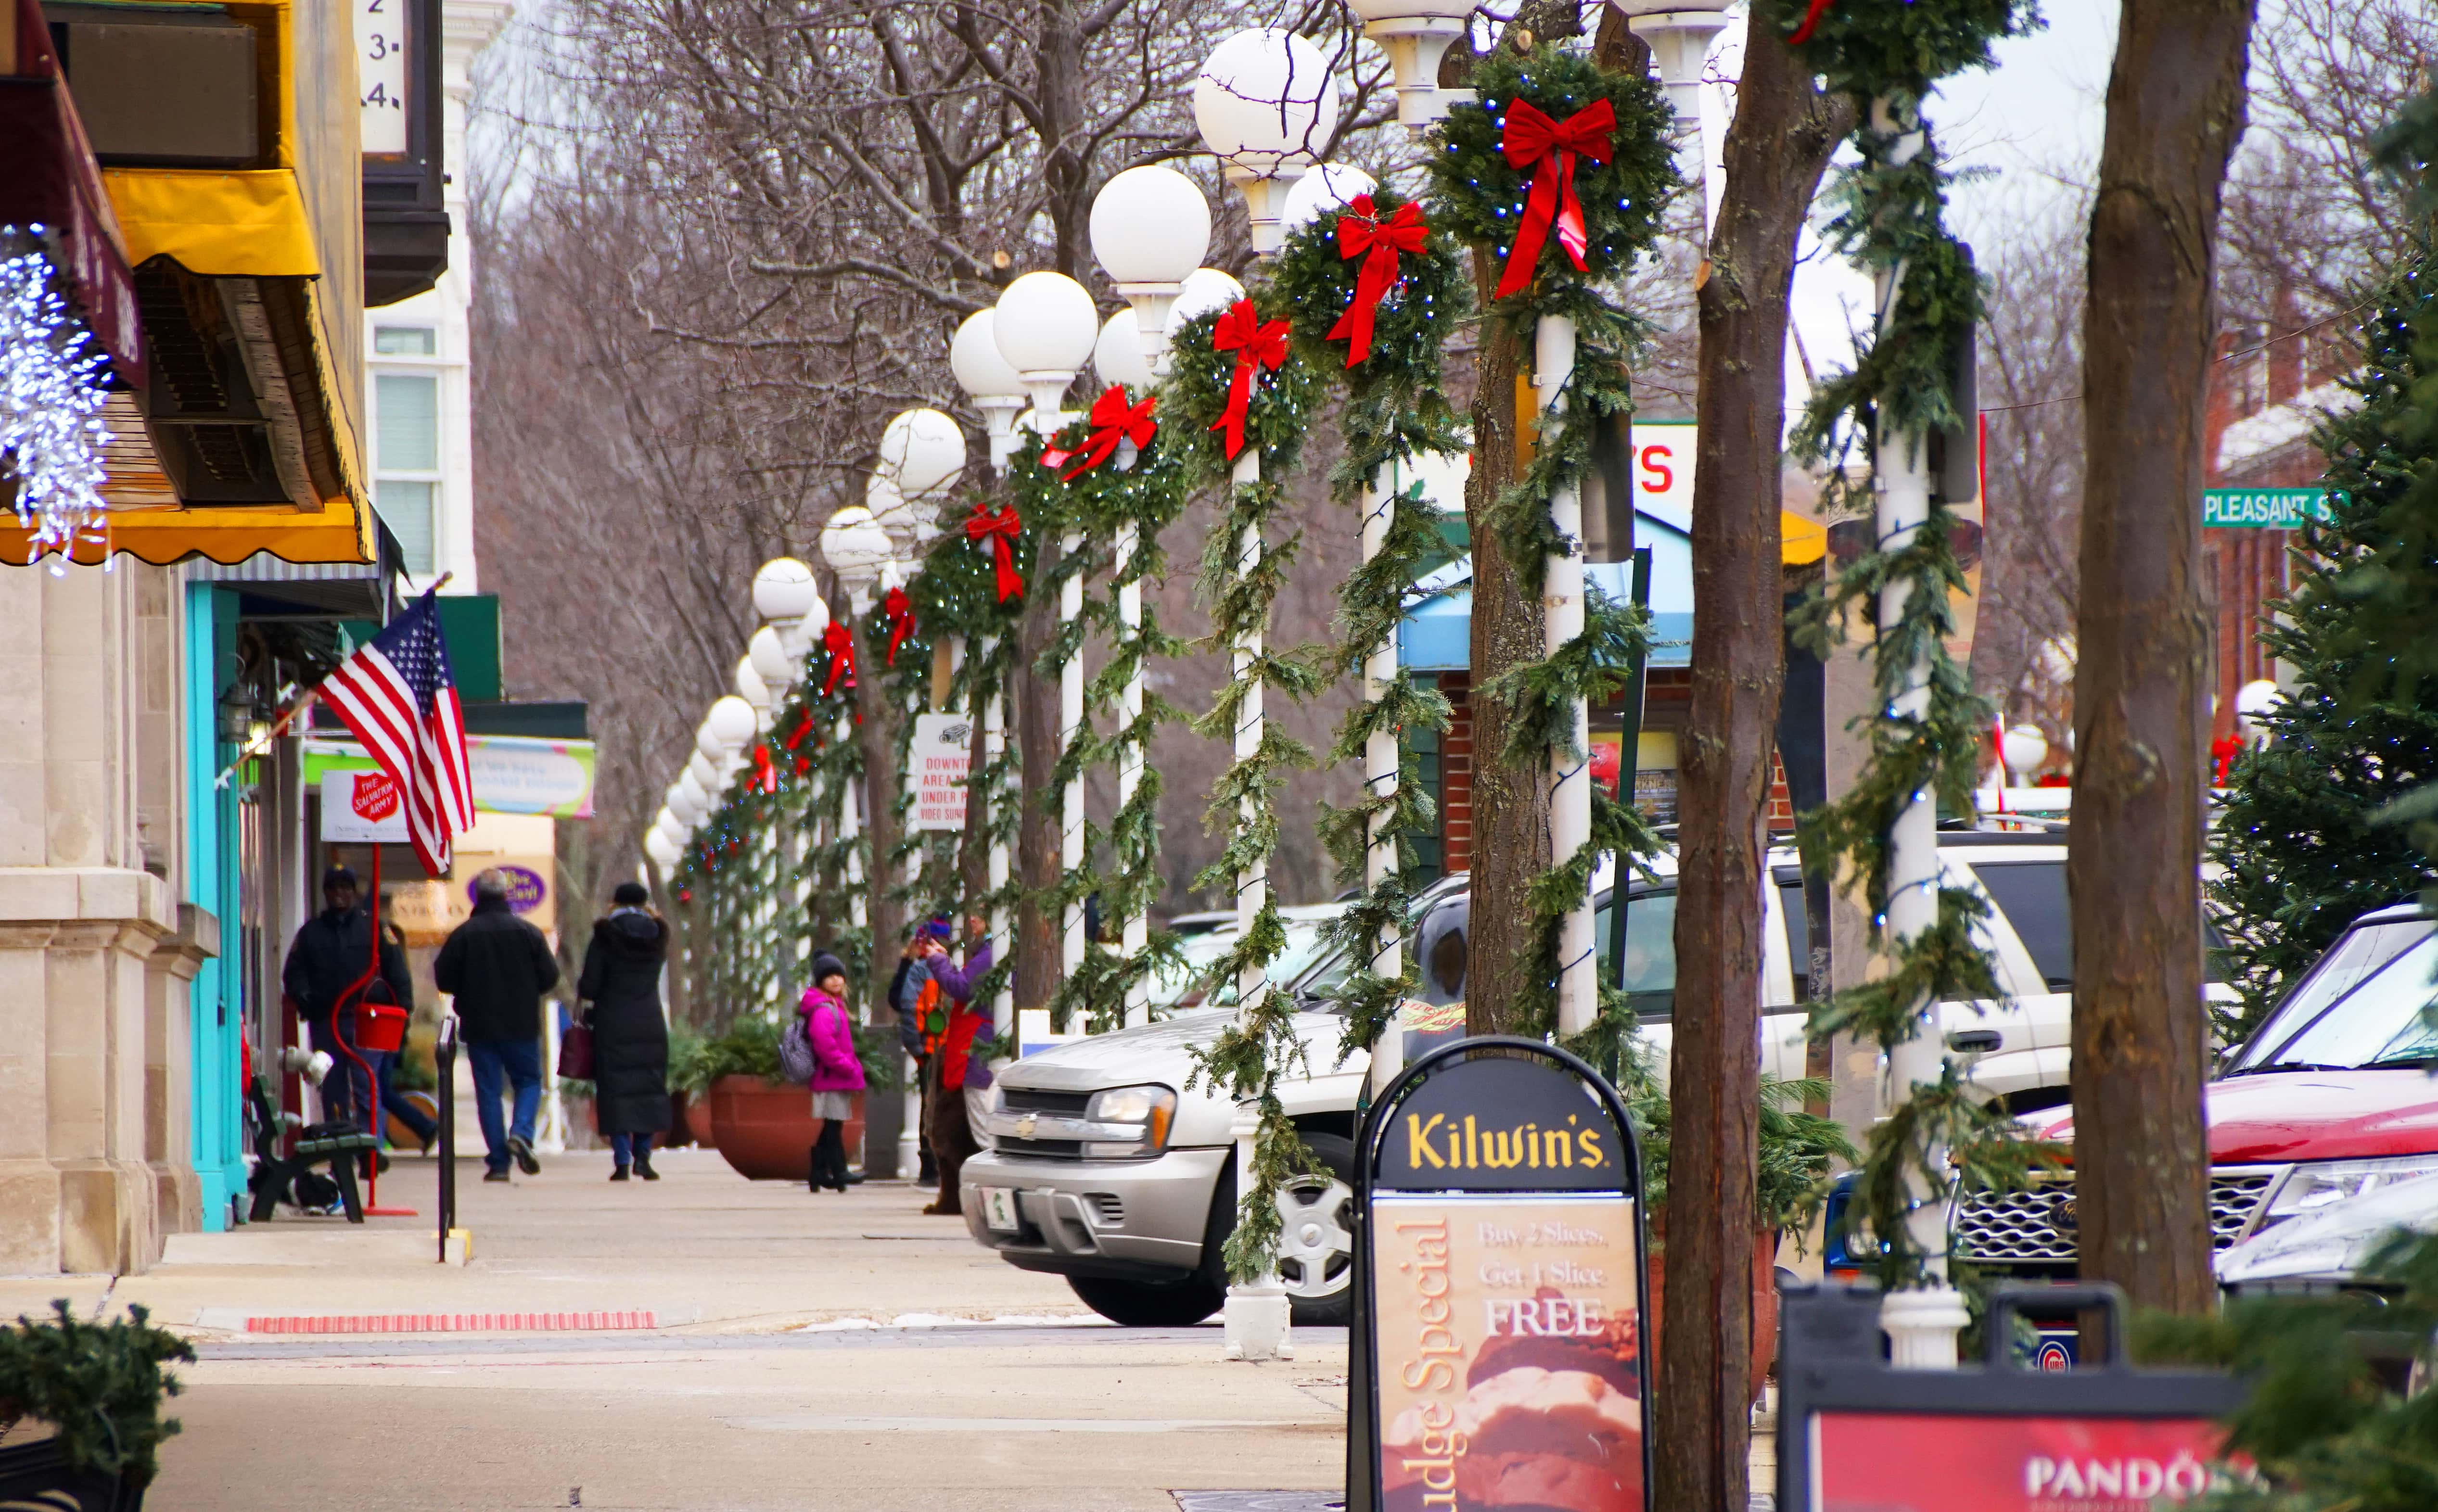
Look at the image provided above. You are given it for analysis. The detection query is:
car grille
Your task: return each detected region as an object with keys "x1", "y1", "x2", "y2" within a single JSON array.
[
  {"x1": 991, "y1": 1086, "x2": 1089, "y2": 1159},
  {"x1": 1087, "y1": 1193, "x2": 1125, "y2": 1225},
  {"x1": 1954, "y1": 1167, "x2": 2283, "y2": 1266}
]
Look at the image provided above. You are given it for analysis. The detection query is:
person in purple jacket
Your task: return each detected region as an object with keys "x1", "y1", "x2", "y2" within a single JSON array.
[
  {"x1": 914, "y1": 916, "x2": 991, "y2": 1215},
  {"x1": 798, "y1": 952, "x2": 866, "y2": 1193}
]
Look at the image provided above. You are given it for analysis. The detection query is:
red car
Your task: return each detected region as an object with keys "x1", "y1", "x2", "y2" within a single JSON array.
[{"x1": 1960, "y1": 898, "x2": 2438, "y2": 1279}]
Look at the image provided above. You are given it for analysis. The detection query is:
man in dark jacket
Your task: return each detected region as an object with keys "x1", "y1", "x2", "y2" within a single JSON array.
[
  {"x1": 434, "y1": 868, "x2": 561, "y2": 1182},
  {"x1": 281, "y1": 866, "x2": 413, "y2": 1131}
]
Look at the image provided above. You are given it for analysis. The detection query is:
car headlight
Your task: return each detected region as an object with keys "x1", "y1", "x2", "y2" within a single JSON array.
[
  {"x1": 2260, "y1": 1156, "x2": 2438, "y2": 1230},
  {"x1": 1082, "y1": 1084, "x2": 1176, "y2": 1159}
]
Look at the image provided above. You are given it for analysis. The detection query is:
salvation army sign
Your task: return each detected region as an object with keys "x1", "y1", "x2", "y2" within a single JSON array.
[
  {"x1": 1354, "y1": 1039, "x2": 1650, "y2": 1512},
  {"x1": 320, "y1": 770, "x2": 408, "y2": 842}
]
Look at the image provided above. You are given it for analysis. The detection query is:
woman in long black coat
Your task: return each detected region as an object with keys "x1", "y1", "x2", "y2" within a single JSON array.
[{"x1": 576, "y1": 881, "x2": 671, "y2": 1180}]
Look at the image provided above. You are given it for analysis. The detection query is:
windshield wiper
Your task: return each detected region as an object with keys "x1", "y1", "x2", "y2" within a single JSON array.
[
  {"x1": 2358, "y1": 1054, "x2": 2438, "y2": 1072},
  {"x1": 2227, "y1": 1060, "x2": 2353, "y2": 1076}
]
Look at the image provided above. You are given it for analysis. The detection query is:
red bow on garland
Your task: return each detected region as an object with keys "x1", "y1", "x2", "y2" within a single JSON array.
[
  {"x1": 1327, "y1": 196, "x2": 1429, "y2": 367},
  {"x1": 750, "y1": 742, "x2": 777, "y2": 794},
  {"x1": 1493, "y1": 97, "x2": 1618, "y2": 300},
  {"x1": 821, "y1": 619, "x2": 857, "y2": 695},
  {"x1": 882, "y1": 585, "x2": 914, "y2": 666},
  {"x1": 1787, "y1": 0, "x2": 1835, "y2": 44},
  {"x1": 1208, "y1": 299, "x2": 1291, "y2": 460},
  {"x1": 964, "y1": 503, "x2": 1024, "y2": 602},
  {"x1": 1040, "y1": 385, "x2": 1157, "y2": 479}
]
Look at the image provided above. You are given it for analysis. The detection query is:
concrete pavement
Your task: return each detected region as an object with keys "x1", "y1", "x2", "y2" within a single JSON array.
[{"x1": 0, "y1": 1149, "x2": 1348, "y2": 1511}]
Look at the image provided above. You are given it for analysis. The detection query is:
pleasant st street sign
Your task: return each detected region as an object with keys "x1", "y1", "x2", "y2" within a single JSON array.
[{"x1": 2201, "y1": 487, "x2": 2346, "y2": 529}]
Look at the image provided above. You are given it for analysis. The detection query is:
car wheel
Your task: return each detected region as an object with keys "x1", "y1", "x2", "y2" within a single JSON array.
[
  {"x1": 1067, "y1": 1273, "x2": 1225, "y2": 1328},
  {"x1": 1278, "y1": 1132, "x2": 1357, "y2": 1327}
]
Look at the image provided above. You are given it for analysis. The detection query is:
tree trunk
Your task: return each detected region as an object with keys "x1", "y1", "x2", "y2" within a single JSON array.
[
  {"x1": 1462, "y1": 253, "x2": 1549, "y2": 1036},
  {"x1": 1012, "y1": 553, "x2": 1064, "y2": 1013},
  {"x1": 2071, "y1": 0, "x2": 2253, "y2": 1318},
  {"x1": 858, "y1": 667, "x2": 906, "y2": 1016},
  {"x1": 1657, "y1": 21, "x2": 1849, "y2": 1511}
]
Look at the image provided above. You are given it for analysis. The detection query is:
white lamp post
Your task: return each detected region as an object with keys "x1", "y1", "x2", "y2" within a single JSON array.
[
  {"x1": 952, "y1": 310, "x2": 1031, "y2": 471},
  {"x1": 1349, "y1": 0, "x2": 1476, "y2": 131},
  {"x1": 1278, "y1": 162, "x2": 1377, "y2": 239},
  {"x1": 2000, "y1": 725, "x2": 2050, "y2": 785},
  {"x1": 994, "y1": 274, "x2": 1103, "y2": 998},
  {"x1": 1612, "y1": 0, "x2": 1730, "y2": 227},
  {"x1": 1195, "y1": 44, "x2": 1326, "y2": 1360},
  {"x1": 705, "y1": 695, "x2": 759, "y2": 752},
  {"x1": 2234, "y1": 679, "x2": 2280, "y2": 747},
  {"x1": 1090, "y1": 165, "x2": 1211, "y2": 375},
  {"x1": 822, "y1": 504, "x2": 897, "y2": 939},
  {"x1": 748, "y1": 624, "x2": 795, "y2": 693},
  {"x1": 1194, "y1": 29, "x2": 1341, "y2": 254},
  {"x1": 735, "y1": 656, "x2": 774, "y2": 713},
  {"x1": 643, "y1": 827, "x2": 681, "y2": 875},
  {"x1": 877, "y1": 407, "x2": 968, "y2": 548},
  {"x1": 753, "y1": 556, "x2": 822, "y2": 622},
  {"x1": 678, "y1": 765, "x2": 714, "y2": 817}
]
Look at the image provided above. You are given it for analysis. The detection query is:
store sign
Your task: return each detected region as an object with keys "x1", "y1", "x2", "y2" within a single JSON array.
[
  {"x1": 909, "y1": 713, "x2": 971, "y2": 832},
  {"x1": 1629, "y1": 420, "x2": 1696, "y2": 526},
  {"x1": 305, "y1": 736, "x2": 596, "y2": 818},
  {"x1": 1358, "y1": 1040, "x2": 1649, "y2": 1512},
  {"x1": 377, "y1": 855, "x2": 557, "y2": 944},
  {"x1": 354, "y1": 0, "x2": 408, "y2": 154},
  {"x1": 1812, "y1": 1411, "x2": 2232, "y2": 1511},
  {"x1": 2201, "y1": 487, "x2": 2343, "y2": 529},
  {"x1": 320, "y1": 771, "x2": 408, "y2": 842}
]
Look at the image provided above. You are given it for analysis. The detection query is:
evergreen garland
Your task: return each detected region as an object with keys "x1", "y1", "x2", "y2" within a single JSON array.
[
  {"x1": 1424, "y1": 43, "x2": 1672, "y2": 1040},
  {"x1": 2210, "y1": 254, "x2": 2438, "y2": 1043},
  {"x1": 1163, "y1": 294, "x2": 1331, "y2": 1279},
  {"x1": 1786, "y1": 0, "x2": 2048, "y2": 1289},
  {"x1": 0, "y1": 1301, "x2": 192, "y2": 1487}
]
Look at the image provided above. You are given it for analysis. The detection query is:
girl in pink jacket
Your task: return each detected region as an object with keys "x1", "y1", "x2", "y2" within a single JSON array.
[{"x1": 799, "y1": 952, "x2": 866, "y2": 1192}]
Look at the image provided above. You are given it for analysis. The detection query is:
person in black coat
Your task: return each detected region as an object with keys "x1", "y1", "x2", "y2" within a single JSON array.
[
  {"x1": 281, "y1": 865, "x2": 414, "y2": 1133},
  {"x1": 576, "y1": 881, "x2": 672, "y2": 1181},
  {"x1": 434, "y1": 869, "x2": 561, "y2": 1182}
]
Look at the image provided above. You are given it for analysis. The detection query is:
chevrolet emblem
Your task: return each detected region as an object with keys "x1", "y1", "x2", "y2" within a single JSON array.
[{"x1": 1015, "y1": 1115, "x2": 1037, "y2": 1140}]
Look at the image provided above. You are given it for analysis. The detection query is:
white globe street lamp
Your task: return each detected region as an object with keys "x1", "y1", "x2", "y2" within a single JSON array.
[
  {"x1": 784, "y1": 593, "x2": 830, "y2": 661},
  {"x1": 1164, "y1": 267, "x2": 1249, "y2": 345},
  {"x1": 1278, "y1": 162, "x2": 1378, "y2": 238},
  {"x1": 820, "y1": 503, "x2": 896, "y2": 614},
  {"x1": 865, "y1": 473, "x2": 919, "y2": 551},
  {"x1": 1090, "y1": 165, "x2": 1211, "y2": 375},
  {"x1": 753, "y1": 556, "x2": 821, "y2": 623},
  {"x1": 2000, "y1": 725, "x2": 2050, "y2": 785},
  {"x1": 706, "y1": 695, "x2": 759, "y2": 752},
  {"x1": 678, "y1": 765, "x2": 713, "y2": 816},
  {"x1": 2235, "y1": 679, "x2": 2281, "y2": 745},
  {"x1": 1349, "y1": 0, "x2": 1477, "y2": 130},
  {"x1": 652, "y1": 807, "x2": 688, "y2": 849},
  {"x1": 643, "y1": 828, "x2": 681, "y2": 874},
  {"x1": 665, "y1": 779, "x2": 700, "y2": 825},
  {"x1": 1194, "y1": 28, "x2": 1341, "y2": 254},
  {"x1": 748, "y1": 624, "x2": 795, "y2": 691},
  {"x1": 992, "y1": 271, "x2": 1101, "y2": 421},
  {"x1": 879, "y1": 407, "x2": 968, "y2": 501},
  {"x1": 735, "y1": 655, "x2": 774, "y2": 712},
  {"x1": 1612, "y1": 0, "x2": 1731, "y2": 132},
  {"x1": 693, "y1": 719, "x2": 727, "y2": 762},
  {"x1": 952, "y1": 308, "x2": 1031, "y2": 471},
  {"x1": 1093, "y1": 308, "x2": 1155, "y2": 393}
]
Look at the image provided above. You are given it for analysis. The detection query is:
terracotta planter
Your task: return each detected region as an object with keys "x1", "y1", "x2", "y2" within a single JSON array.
[
  {"x1": 1643, "y1": 1220, "x2": 1781, "y2": 1400},
  {"x1": 706, "y1": 1075, "x2": 864, "y2": 1180},
  {"x1": 684, "y1": 1092, "x2": 715, "y2": 1148}
]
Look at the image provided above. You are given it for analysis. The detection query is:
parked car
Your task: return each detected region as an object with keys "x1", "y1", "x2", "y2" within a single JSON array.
[
  {"x1": 961, "y1": 832, "x2": 2177, "y2": 1328},
  {"x1": 1958, "y1": 897, "x2": 2438, "y2": 1283}
]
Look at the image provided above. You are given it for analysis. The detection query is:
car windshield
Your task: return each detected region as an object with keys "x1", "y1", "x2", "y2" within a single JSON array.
[
  {"x1": 1199, "y1": 916, "x2": 1341, "y2": 1007},
  {"x1": 2233, "y1": 922, "x2": 2438, "y2": 1072},
  {"x1": 1143, "y1": 928, "x2": 1242, "y2": 1008}
]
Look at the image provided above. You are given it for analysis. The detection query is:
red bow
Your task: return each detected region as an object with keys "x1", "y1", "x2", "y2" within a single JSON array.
[
  {"x1": 1787, "y1": 0, "x2": 1836, "y2": 44},
  {"x1": 882, "y1": 585, "x2": 914, "y2": 666},
  {"x1": 821, "y1": 619, "x2": 857, "y2": 695},
  {"x1": 1040, "y1": 385, "x2": 1158, "y2": 479},
  {"x1": 964, "y1": 504, "x2": 1024, "y2": 602},
  {"x1": 1493, "y1": 97, "x2": 1618, "y2": 300},
  {"x1": 1326, "y1": 196, "x2": 1429, "y2": 367},
  {"x1": 1208, "y1": 299, "x2": 1290, "y2": 460},
  {"x1": 751, "y1": 742, "x2": 777, "y2": 794}
]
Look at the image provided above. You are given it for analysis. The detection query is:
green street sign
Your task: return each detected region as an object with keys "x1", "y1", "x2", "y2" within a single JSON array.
[{"x1": 2202, "y1": 487, "x2": 2344, "y2": 528}]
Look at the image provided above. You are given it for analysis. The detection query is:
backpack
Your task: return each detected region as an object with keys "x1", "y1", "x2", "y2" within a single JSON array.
[{"x1": 778, "y1": 1005, "x2": 818, "y2": 1085}]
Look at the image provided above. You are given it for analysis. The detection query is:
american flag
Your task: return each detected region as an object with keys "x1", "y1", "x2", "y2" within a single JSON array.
[{"x1": 317, "y1": 589, "x2": 474, "y2": 876}]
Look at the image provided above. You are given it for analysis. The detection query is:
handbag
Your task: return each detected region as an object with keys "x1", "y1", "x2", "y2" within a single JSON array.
[{"x1": 558, "y1": 1020, "x2": 596, "y2": 1080}]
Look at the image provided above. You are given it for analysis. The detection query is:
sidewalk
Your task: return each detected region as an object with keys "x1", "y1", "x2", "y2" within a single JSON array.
[{"x1": 1, "y1": 1148, "x2": 1349, "y2": 1512}]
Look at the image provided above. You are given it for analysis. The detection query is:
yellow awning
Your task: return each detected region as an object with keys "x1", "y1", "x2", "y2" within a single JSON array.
[
  {"x1": 101, "y1": 168, "x2": 320, "y2": 279},
  {"x1": 1782, "y1": 510, "x2": 1827, "y2": 566},
  {"x1": 0, "y1": 500, "x2": 373, "y2": 568}
]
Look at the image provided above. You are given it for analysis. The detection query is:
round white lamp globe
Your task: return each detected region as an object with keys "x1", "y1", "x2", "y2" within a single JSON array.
[
  {"x1": 2235, "y1": 679, "x2": 2282, "y2": 740},
  {"x1": 1194, "y1": 28, "x2": 1341, "y2": 172},
  {"x1": 992, "y1": 271, "x2": 1100, "y2": 417},
  {"x1": 1999, "y1": 725, "x2": 2050, "y2": 784},
  {"x1": 644, "y1": 828, "x2": 681, "y2": 869},
  {"x1": 734, "y1": 656, "x2": 773, "y2": 712},
  {"x1": 785, "y1": 594, "x2": 831, "y2": 660},
  {"x1": 1090, "y1": 165, "x2": 1213, "y2": 285},
  {"x1": 652, "y1": 807, "x2": 687, "y2": 848},
  {"x1": 878, "y1": 408, "x2": 967, "y2": 500},
  {"x1": 1279, "y1": 162, "x2": 1378, "y2": 237},
  {"x1": 820, "y1": 503, "x2": 896, "y2": 596},
  {"x1": 705, "y1": 695, "x2": 759, "y2": 750},
  {"x1": 1095, "y1": 308, "x2": 1155, "y2": 392},
  {"x1": 748, "y1": 624, "x2": 795, "y2": 689},
  {"x1": 752, "y1": 557, "x2": 821, "y2": 622},
  {"x1": 1164, "y1": 267, "x2": 1249, "y2": 343},
  {"x1": 951, "y1": 307, "x2": 1026, "y2": 400},
  {"x1": 678, "y1": 765, "x2": 712, "y2": 814}
]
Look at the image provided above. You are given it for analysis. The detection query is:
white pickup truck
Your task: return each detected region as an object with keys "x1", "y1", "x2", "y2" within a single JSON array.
[{"x1": 958, "y1": 830, "x2": 2227, "y2": 1326}]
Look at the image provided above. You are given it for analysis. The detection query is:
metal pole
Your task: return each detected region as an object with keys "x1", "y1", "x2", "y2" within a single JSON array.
[
  {"x1": 1539, "y1": 314, "x2": 1596, "y2": 1038},
  {"x1": 1363, "y1": 470, "x2": 1406, "y2": 1099},
  {"x1": 435, "y1": 1014, "x2": 457, "y2": 1262},
  {"x1": 1115, "y1": 520, "x2": 1149, "y2": 1028}
]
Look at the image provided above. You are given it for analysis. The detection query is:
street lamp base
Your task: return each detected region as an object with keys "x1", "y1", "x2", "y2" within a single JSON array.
[
  {"x1": 1880, "y1": 1284, "x2": 1970, "y2": 1371},
  {"x1": 1222, "y1": 1285, "x2": 1293, "y2": 1361}
]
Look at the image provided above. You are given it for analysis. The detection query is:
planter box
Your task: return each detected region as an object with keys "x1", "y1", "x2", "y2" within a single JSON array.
[
  {"x1": 705, "y1": 1075, "x2": 863, "y2": 1181},
  {"x1": 683, "y1": 1092, "x2": 715, "y2": 1149},
  {"x1": 0, "y1": 1436, "x2": 143, "y2": 1512}
]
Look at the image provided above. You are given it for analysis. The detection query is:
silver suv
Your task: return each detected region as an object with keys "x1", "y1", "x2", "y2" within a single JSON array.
[{"x1": 959, "y1": 832, "x2": 2228, "y2": 1326}]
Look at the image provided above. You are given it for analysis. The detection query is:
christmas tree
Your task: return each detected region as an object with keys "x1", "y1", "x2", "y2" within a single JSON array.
[{"x1": 2207, "y1": 248, "x2": 2438, "y2": 1043}]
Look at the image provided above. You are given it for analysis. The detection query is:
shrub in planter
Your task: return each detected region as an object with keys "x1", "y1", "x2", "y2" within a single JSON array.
[{"x1": 0, "y1": 1302, "x2": 194, "y2": 1503}]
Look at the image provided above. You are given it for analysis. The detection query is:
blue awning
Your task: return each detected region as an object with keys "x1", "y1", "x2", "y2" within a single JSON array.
[{"x1": 1398, "y1": 508, "x2": 1693, "y2": 673}]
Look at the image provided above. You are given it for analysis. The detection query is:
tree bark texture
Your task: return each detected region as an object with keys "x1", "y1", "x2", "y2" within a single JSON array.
[
  {"x1": 1462, "y1": 253, "x2": 1550, "y2": 1037},
  {"x1": 1657, "y1": 20, "x2": 1849, "y2": 1511},
  {"x1": 858, "y1": 668, "x2": 906, "y2": 1016},
  {"x1": 2071, "y1": 0, "x2": 2253, "y2": 1318},
  {"x1": 1012, "y1": 548, "x2": 1065, "y2": 1013}
]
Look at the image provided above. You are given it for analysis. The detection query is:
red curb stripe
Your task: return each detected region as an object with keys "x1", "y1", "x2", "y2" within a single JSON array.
[{"x1": 242, "y1": 1310, "x2": 659, "y2": 1335}]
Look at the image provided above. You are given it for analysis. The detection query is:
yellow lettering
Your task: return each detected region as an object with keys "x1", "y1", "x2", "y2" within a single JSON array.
[
  {"x1": 1464, "y1": 1115, "x2": 1478, "y2": 1168},
  {"x1": 1482, "y1": 1128, "x2": 1523, "y2": 1169},
  {"x1": 1544, "y1": 1127, "x2": 1574, "y2": 1167},
  {"x1": 1405, "y1": 1114, "x2": 1447, "y2": 1169},
  {"x1": 1525, "y1": 1123, "x2": 1540, "y2": 1168},
  {"x1": 1578, "y1": 1127, "x2": 1605, "y2": 1165},
  {"x1": 1400, "y1": 1358, "x2": 1454, "y2": 1391}
]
